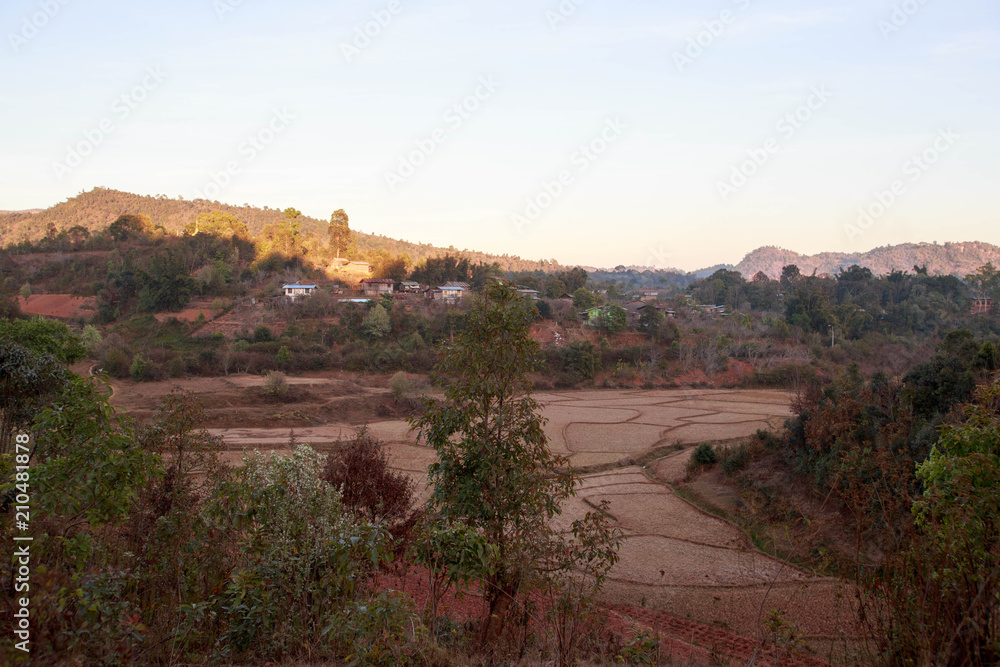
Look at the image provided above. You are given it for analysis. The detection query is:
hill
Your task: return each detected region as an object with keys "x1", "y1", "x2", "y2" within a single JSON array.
[
  {"x1": 735, "y1": 242, "x2": 1000, "y2": 279},
  {"x1": 0, "y1": 187, "x2": 561, "y2": 273}
]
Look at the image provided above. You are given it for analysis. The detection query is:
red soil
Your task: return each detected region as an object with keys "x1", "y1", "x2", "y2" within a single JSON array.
[
  {"x1": 377, "y1": 566, "x2": 830, "y2": 666},
  {"x1": 17, "y1": 294, "x2": 96, "y2": 319}
]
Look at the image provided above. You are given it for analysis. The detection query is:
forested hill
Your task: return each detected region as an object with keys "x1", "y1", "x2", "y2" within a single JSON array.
[
  {"x1": 736, "y1": 242, "x2": 1000, "y2": 279},
  {"x1": 0, "y1": 187, "x2": 561, "y2": 272}
]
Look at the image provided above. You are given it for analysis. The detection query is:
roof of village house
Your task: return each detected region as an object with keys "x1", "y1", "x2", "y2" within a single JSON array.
[
  {"x1": 361, "y1": 278, "x2": 395, "y2": 284},
  {"x1": 283, "y1": 284, "x2": 317, "y2": 289}
]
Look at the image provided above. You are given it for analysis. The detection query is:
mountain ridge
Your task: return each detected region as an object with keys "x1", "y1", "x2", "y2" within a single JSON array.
[{"x1": 733, "y1": 242, "x2": 1000, "y2": 280}]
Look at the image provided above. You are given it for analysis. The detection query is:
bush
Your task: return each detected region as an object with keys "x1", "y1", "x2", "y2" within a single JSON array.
[
  {"x1": 102, "y1": 346, "x2": 132, "y2": 378},
  {"x1": 389, "y1": 371, "x2": 410, "y2": 402},
  {"x1": 80, "y1": 324, "x2": 103, "y2": 357},
  {"x1": 321, "y1": 427, "x2": 415, "y2": 530},
  {"x1": 276, "y1": 345, "x2": 291, "y2": 366},
  {"x1": 692, "y1": 443, "x2": 718, "y2": 465},
  {"x1": 262, "y1": 370, "x2": 288, "y2": 397},
  {"x1": 130, "y1": 354, "x2": 152, "y2": 381},
  {"x1": 719, "y1": 444, "x2": 750, "y2": 476},
  {"x1": 253, "y1": 325, "x2": 273, "y2": 343}
]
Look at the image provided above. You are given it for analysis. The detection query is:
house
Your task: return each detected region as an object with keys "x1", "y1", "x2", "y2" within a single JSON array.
[
  {"x1": 426, "y1": 285, "x2": 465, "y2": 302},
  {"x1": 282, "y1": 284, "x2": 317, "y2": 301},
  {"x1": 443, "y1": 281, "x2": 471, "y2": 291},
  {"x1": 397, "y1": 281, "x2": 420, "y2": 293},
  {"x1": 517, "y1": 287, "x2": 540, "y2": 301},
  {"x1": 361, "y1": 278, "x2": 395, "y2": 296},
  {"x1": 972, "y1": 298, "x2": 994, "y2": 315},
  {"x1": 338, "y1": 298, "x2": 372, "y2": 304},
  {"x1": 581, "y1": 306, "x2": 604, "y2": 326},
  {"x1": 639, "y1": 290, "x2": 660, "y2": 302},
  {"x1": 439, "y1": 285, "x2": 465, "y2": 301}
]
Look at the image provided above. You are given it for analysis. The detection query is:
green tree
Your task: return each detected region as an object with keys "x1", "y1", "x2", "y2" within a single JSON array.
[
  {"x1": 107, "y1": 214, "x2": 153, "y2": 242},
  {"x1": 0, "y1": 341, "x2": 72, "y2": 456},
  {"x1": 411, "y1": 282, "x2": 618, "y2": 646},
  {"x1": 362, "y1": 304, "x2": 391, "y2": 339},
  {"x1": 863, "y1": 381, "x2": 1000, "y2": 664},
  {"x1": 328, "y1": 209, "x2": 351, "y2": 258},
  {"x1": 638, "y1": 307, "x2": 665, "y2": 340},
  {"x1": 564, "y1": 340, "x2": 598, "y2": 380},
  {"x1": 599, "y1": 304, "x2": 627, "y2": 334},
  {"x1": 138, "y1": 249, "x2": 196, "y2": 312},
  {"x1": 0, "y1": 316, "x2": 86, "y2": 363},
  {"x1": 545, "y1": 278, "x2": 567, "y2": 299},
  {"x1": 572, "y1": 287, "x2": 596, "y2": 309}
]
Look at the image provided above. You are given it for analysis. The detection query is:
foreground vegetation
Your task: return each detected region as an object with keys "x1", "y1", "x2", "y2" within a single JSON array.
[{"x1": 1, "y1": 283, "x2": 632, "y2": 665}]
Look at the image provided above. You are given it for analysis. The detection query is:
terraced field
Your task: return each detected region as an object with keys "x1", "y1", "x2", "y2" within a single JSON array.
[{"x1": 205, "y1": 387, "x2": 855, "y2": 659}]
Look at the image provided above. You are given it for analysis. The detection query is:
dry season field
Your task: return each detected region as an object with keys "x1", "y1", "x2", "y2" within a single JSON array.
[{"x1": 112, "y1": 379, "x2": 856, "y2": 659}]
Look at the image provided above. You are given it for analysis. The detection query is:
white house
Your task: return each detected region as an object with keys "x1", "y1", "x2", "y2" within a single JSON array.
[{"x1": 282, "y1": 284, "x2": 318, "y2": 301}]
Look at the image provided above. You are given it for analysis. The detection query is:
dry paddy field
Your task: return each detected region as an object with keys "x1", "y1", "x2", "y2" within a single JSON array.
[{"x1": 200, "y1": 387, "x2": 856, "y2": 659}]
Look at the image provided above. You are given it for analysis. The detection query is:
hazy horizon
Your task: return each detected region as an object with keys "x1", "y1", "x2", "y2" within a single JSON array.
[{"x1": 2, "y1": 0, "x2": 998, "y2": 271}]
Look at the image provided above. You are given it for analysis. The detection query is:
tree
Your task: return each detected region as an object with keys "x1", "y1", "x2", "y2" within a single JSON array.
[
  {"x1": 780, "y1": 264, "x2": 801, "y2": 287},
  {"x1": 599, "y1": 304, "x2": 627, "y2": 334},
  {"x1": 0, "y1": 316, "x2": 86, "y2": 363},
  {"x1": 185, "y1": 210, "x2": 249, "y2": 239},
  {"x1": 638, "y1": 307, "x2": 665, "y2": 340},
  {"x1": 0, "y1": 341, "x2": 72, "y2": 456},
  {"x1": 328, "y1": 209, "x2": 351, "y2": 258},
  {"x1": 572, "y1": 287, "x2": 596, "y2": 309},
  {"x1": 107, "y1": 214, "x2": 153, "y2": 242},
  {"x1": 138, "y1": 249, "x2": 196, "y2": 312},
  {"x1": 411, "y1": 282, "x2": 618, "y2": 646},
  {"x1": 966, "y1": 262, "x2": 1000, "y2": 300},
  {"x1": 362, "y1": 304, "x2": 390, "y2": 339},
  {"x1": 545, "y1": 278, "x2": 567, "y2": 299},
  {"x1": 862, "y1": 381, "x2": 1000, "y2": 664}
]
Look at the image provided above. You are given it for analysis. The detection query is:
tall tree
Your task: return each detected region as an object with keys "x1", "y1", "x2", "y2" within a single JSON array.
[
  {"x1": 411, "y1": 282, "x2": 618, "y2": 646},
  {"x1": 328, "y1": 209, "x2": 351, "y2": 259}
]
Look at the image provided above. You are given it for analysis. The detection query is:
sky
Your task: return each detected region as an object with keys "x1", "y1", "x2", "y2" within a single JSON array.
[{"x1": 1, "y1": 0, "x2": 998, "y2": 271}]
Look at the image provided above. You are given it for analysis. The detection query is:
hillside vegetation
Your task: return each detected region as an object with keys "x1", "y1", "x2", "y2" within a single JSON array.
[{"x1": 0, "y1": 187, "x2": 560, "y2": 273}]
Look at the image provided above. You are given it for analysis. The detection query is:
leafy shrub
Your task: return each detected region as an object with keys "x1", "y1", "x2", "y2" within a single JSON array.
[
  {"x1": 362, "y1": 304, "x2": 391, "y2": 339},
  {"x1": 201, "y1": 445, "x2": 392, "y2": 661},
  {"x1": 253, "y1": 325, "x2": 273, "y2": 343},
  {"x1": 692, "y1": 443, "x2": 718, "y2": 465},
  {"x1": 102, "y1": 346, "x2": 132, "y2": 378},
  {"x1": 719, "y1": 443, "x2": 750, "y2": 476},
  {"x1": 389, "y1": 371, "x2": 410, "y2": 402},
  {"x1": 262, "y1": 370, "x2": 288, "y2": 397},
  {"x1": 617, "y1": 629, "x2": 660, "y2": 664},
  {"x1": 130, "y1": 354, "x2": 153, "y2": 381},
  {"x1": 563, "y1": 340, "x2": 598, "y2": 380},
  {"x1": 276, "y1": 344, "x2": 291, "y2": 366},
  {"x1": 80, "y1": 324, "x2": 103, "y2": 357}
]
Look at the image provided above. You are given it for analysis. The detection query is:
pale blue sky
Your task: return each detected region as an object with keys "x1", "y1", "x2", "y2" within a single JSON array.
[{"x1": 1, "y1": 0, "x2": 997, "y2": 270}]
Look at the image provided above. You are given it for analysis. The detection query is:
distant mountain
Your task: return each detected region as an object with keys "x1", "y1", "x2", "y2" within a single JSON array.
[
  {"x1": 0, "y1": 187, "x2": 561, "y2": 273},
  {"x1": 690, "y1": 264, "x2": 734, "y2": 279},
  {"x1": 734, "y1": 243, "x2": 1000, "y2": 279}
]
